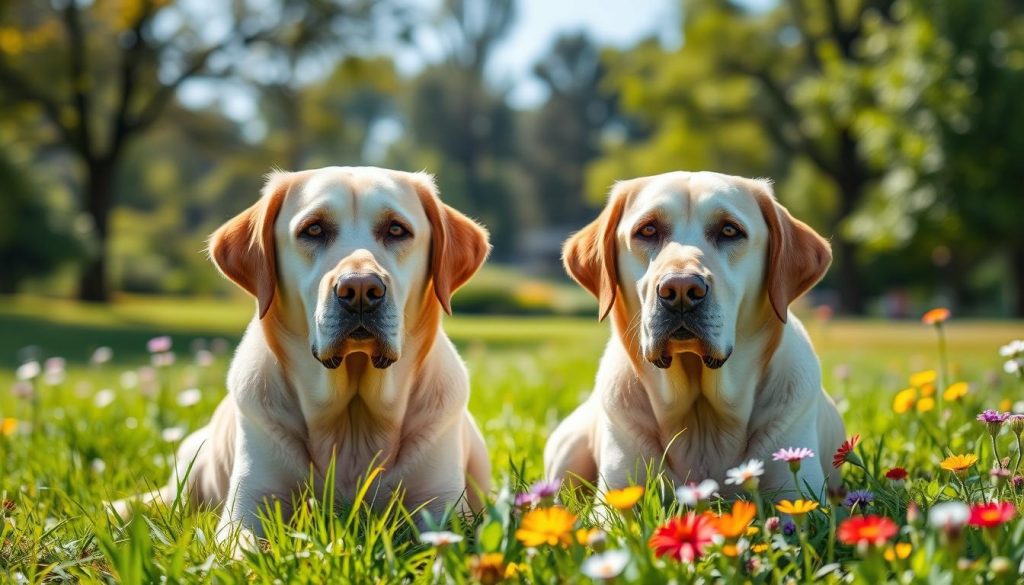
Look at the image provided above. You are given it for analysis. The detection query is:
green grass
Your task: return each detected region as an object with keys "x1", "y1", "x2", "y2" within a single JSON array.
[{"x1": 1, "y1": 295, "x2": 1023, "y2": 582}]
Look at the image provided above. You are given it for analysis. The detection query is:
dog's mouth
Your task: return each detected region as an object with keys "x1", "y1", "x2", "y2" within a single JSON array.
[
  {"x1": 312, "y1": 323, "x2": 397, "y2": 370},
  {"x1": 646, "y1": 319, "x2": 730, "y2": 370}
]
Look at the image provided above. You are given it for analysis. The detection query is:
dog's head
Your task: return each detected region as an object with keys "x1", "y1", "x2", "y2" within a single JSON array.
[
  {"x1": 564, "y1": 172, "x2": 830, "y2": 369},
  {"x1": 209, "y1": 167, "x2": 489, "y2": 370}
]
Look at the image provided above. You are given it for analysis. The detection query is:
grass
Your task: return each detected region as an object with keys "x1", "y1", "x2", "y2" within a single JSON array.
[{"x1": 1, "y1": 294, "x2": 1023, "y2": 582}]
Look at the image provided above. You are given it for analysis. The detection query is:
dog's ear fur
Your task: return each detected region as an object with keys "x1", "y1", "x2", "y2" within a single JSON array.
[
  {"x1": 208, "y1": 172, "x2": 292, "y2": 319},
  {"x1": 412, "y1": 173, "x2": 491, "y2": 315},
  {"x1": 750, "y1": 179, "x2": 832, "y2": 323},
  {"x1": 563, "y1": 179, "x2": 640, "y2": 321}
]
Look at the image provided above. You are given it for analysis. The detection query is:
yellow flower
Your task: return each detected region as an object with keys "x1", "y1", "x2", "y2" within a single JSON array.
[
  {"x1": 916, "y1": 397, "x2": 935, "y2": 413},
  {"x1": 469, "y1": 553, "x2": 507, "y2": 584},
  {"x1": 604, "y1": 486, "x2": 643, "y2": 510},
  {"x1": 751, "y1": 543, "x2": 770, "y2": 553},
  {"x1": 940, "y1": 454, "x2": 978, "y2": 473},
  {"x1": 909, "y1": 370, "x2": 937, "y2": 388},
  {"x1": 1000, "y1": 399, "x2": 1012, "y2": 411},
  {"x1": 893, "y1": 388, "x2": 917, "y2": 414},
  {"x1": 775, "y1": 499, "x2": 820, "y2": 517},
  {"x1": 920, "y1": 384, "x2": 935, "y2": 397},
  {"x1": 884, "y1": 542, "x2": 912, "y2": 561},
  {"x1": 943, "y1": 382, "x2": 969, "y2": 402},
  {"x1": 515, "y1": 506, "x2": 576, "y2": 547},
  {"x1": 575, "y1": 527, "x2": 603, "y2": 546},
  {"x1": 1, "y1": 418, "x2": 16, "y2": 436}
]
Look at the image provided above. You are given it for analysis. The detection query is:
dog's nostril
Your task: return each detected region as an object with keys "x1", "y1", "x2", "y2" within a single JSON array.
[{"x1": 659, "y1": 273, "x2": 708, "y2": 311}]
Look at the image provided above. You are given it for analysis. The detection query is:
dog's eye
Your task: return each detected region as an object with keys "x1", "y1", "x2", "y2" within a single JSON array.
[
  {"x1": 386, "y1": 222, "x2": 410, "y2": 240},
  {"x1": 719, "y1": 222, "x2": 744, "y2": 240},
  {"x1": 303, "y1": 223, "x2": 324, "y2": 238},
  {"x1": 636, "y1": 224, "x2": 659, "y2": 239}
]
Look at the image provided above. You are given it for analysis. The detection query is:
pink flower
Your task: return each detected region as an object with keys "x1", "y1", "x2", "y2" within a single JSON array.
[
  {"x1": 772, "y1": 447, "x2": 815, "y2": 462},
  {"x1": 147, "y1": 336, "x2": 172, "y2": 354}
]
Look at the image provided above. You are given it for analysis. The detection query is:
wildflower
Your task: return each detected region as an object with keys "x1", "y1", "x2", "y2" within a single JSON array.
[
  {"x1": 527, "y1": 479, "x2": 560, "y2": 504},
  {"x1": 469, "y1": 553, "x2": 506, "y2": 585},
  {"x1": 676, "y1": 479, "x2": 719, "y2": 507},
  {"x1": 892, "y1": 388, "x2": 917, "y2": 413},
  {"x1": 15, "y1": 361, "x2": 40, "y2": 381},
  {"x1": 921, "y1": 308, "x2": 950, "y2": 325},
  {"x1": 514, "y1": 492, "x2": 539, "y2": 508},
  {"x1": 648, "y1": 513, "x2": 717, "y2": 562},
  {"x1": 837, "y1": 515, "x2": 897, "y2": 547},
  {"x1": 43, "y1": 358, "x2": 65, "y2": 385},
  {"x1": 832, "y1": 434, "x2": 861, "y2": 468},
  {"x1": 928, "y1": 501, "x2": 970, "y2": 534},
  {"x1": 90, "y1": 458, "x2": 106, "y2": 474},
  {"x1": 604, "y1": 486, "x2": 643, "y2": 510},
  {"x1": 195, "y1": 349, "x2": 214, "y2": 367},
  {"x1": 1, "y1": 418, "x2": 17, "y2": 436},
  {"x1": 515, "y1": 506, "x2": 576, "y2": 547},
  {"x1": 147, "y1": 336, "x2": 172, "y2": 353},
  {"x1": 161, "y1": 427, "x2": 186, "y2": 443},
  {"x1": 967, "y1": 502, "x2": 1015, "y2": 528},
  {"x1": 776, "y1": 499, "x2": 819, "y2": 518},
  {"x1": 420, "y1": 531, "x2": 463, "y2": 547},
  {"x1": 940, "y1": 454, "x2": 977, "y2": 474},
  {"x1": 580, "y1": 550, "x2": 629, "y2": 580},
  {"x1": 833, "y1": 364, "x2": 851, "y2": 381},
  {"x1": 94, "y1": 389, "x2": 115, "y2": 408},
  {"x1": 725, "y1": 459, "x2": 764, "y2": 489},
  {"x1": 151, "y1": 352, "x2": 175, "y2": 368},
  {"x1": 709, "y1": 500, "x2": 756, "y2": 539},
  {"x1": 772, "y1": 447, "x2": 815, "y2": 473},
  {"x1": 999, "y1": 340, "x2": 1024, "y2": 357},
  {"x1": 764, "y1": 516, "x2": 780, "y2": 533},
  {"x1": 885, "y1": 467, "x2": 908, "y2": 482},
  {"x1": 1006, "y1": 359, "x2": 1021, "y2": 375},
  {"x1": 884, "y1": 542, "x2": 912, "y2": 561},
  {"x1": 909, "y1": 370, "x2": 937, "y2": 388},
  {"x1": 781, "y1": 520, "x2": 796, "y2": 536},
  {"x1": 177, "y1": 388, "x2": 202, "y2": 407},
  {"x1": 943, "y1": 382, "x2": 969, "y2": 401},
  {"x1": 1008, "y1": 414, "x2": 1024, "y2": 436},
  {"x1": 751, "y1": 542, "x2": 770, "y2": 553},
  {"x1": 11, "y1": 381, "x2": 33, "y2": 401},
  {"x1": 843, "y1": 490, "x2": 875, "y2": 510},
  {"x1": 90, "y1": 346, "x2": 113, "y2": 365},
  {"x1": 575, "y1": 527, "x2": 604, "y2": 547},
  {"x1": 916, "y1": 397, "x2": 935, "y2": 413}
]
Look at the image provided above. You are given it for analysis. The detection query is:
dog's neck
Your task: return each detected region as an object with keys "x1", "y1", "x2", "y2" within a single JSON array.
[{"x1": 607, "y1": 299, "x2": 784, "y2": 457}]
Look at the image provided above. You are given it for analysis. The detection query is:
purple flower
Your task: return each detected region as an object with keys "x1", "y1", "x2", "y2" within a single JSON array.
[
  {"x1": 514, "y1": 492, "x2": 540, "y2": 508},
  {"x1": 842, "y1": 490, "x2": 874, "y2": 509},
  {"x1": 977, "y1": 409, "x2": 1010, "y2": 424},
  {"x1": 529, "y1": 479, "x2": 561, "y2": 500},
  {"x1": 782, "y1": 520, "x2": 797, "y2": 536}
]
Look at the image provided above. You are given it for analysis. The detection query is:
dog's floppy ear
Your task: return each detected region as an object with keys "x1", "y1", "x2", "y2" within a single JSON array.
[
  {"x1": 751, "y1": 179, "x2": 832, "y2": 323},
  {"x1": 208, "y1": 172, "x2": 291, "y2": 319},
  {"x1": 563, "y1": 179, "x2": 636, "y2": 321},
  {"x1": 412, "y1": 173, "x2": 491, "y2": 315}
]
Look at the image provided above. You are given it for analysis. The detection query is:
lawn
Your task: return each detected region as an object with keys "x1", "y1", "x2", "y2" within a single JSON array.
[{"x1": 1, "y1": 295, "x2": 1022, "y2": 582}]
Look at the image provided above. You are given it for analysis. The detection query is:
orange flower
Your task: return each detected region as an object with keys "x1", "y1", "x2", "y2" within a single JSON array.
[
  {"x1": 922, "y1": 308, "x2": 950, "y2": 325},
  {"x1": 940, "y1": 454, "x2": 977, "y2": 473},
  {"x1": 710, "y1": 500, "x2": 757, "y2": 538},
  {"x1": 604, "y1": 486, "x2": 643, "y2": 510},
  {"x1": 469, "y1": 553, "x2": 507, "y2": 584},
  {"x1": 515, "y1": 506, "x2": 576, "y2": 547},
  {"x1": 1, "y1": 418, "x2": 16, "y2": 436}
]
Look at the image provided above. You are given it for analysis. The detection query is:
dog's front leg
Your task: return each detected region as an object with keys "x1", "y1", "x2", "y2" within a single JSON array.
[{"x1": 215, "y1": 414, "x2": 307, "y2": 554}]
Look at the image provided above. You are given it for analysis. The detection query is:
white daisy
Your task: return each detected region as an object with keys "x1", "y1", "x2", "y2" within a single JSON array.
[
  {"x1": 676, "y1": 479, "x2": 719, "y2": 507},
  {"x1": 725, "y1": 459, "x2": 765, "y2": 486},
  {"x1": 16, "y1": 361, "x2": 40, "y2": 381},
  {"x1": 419, "y1": 531, "x2": 464, "y2": 547},
  {"x1": 581, "y1": 550, "x2": 630, "y2": 580},
  {"x1": 927, "y1": 501, "x2": 970, "y2": 531},
  {"x1": 177, "y1": 388, "x2": 202, "y2": 407}
]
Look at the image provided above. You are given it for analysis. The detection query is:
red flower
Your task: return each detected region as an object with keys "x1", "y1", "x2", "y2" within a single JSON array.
[
  {"x1": 968, "y1": 502, "x2": 1016, "y2": 528},
  {"x1": 837, "y1": 515, "x2": 897, "y2": 546},
  {"x1": 885, "y1": 467, "x2": 908, "y2": 481},
  {"x1": 833, "y1": 434, "x2": 861, "y2": 468},
  {"x1": 648, "y1": 513, "x2": 717, "y2": 562}
]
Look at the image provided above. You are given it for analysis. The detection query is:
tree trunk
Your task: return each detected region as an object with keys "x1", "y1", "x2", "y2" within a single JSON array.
[
  {"x1": 78, "y1": 158, "x2": 116, "y2": 302},
  {"x1": 832, "y1": 237, "x2": 864, "y2": 315},
  {"x1": 1013, "y1": 246, "x2": 1024, "y2": 318},
  {"x1": 831, "y1": 129, "x2": 867, "y2": 315}
]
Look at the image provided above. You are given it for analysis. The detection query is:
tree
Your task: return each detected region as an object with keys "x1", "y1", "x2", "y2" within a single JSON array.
[{"x1": 0, "y1": 0, "x2": 394, "y2": 301}]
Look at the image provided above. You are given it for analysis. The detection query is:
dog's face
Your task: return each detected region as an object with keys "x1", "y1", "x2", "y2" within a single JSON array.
[
  {"x1": 209, "y1": 167, "x2": 489, "y2": 370},
  {"x1": 564, "y1": 172, "x2": 830, "y2": 370}
]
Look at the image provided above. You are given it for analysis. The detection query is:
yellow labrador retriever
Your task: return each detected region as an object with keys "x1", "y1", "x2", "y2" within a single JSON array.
[
  {"x1": 117, "y1": 167, "x2": 491, "y2": 541},
  {"x1": 544, "y1": 171, "x2": 844, "y2": 496}
]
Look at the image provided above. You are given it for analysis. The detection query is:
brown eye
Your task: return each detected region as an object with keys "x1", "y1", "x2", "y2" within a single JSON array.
[
  {"x1": 304, "y1": 223, "x2": 323, "y2": 238},
  {"x1": 637, "y1": 224, "x2": 658, "y2": 239},
  {"x1": 720, "y1": 222, "x2": 743, "y2": 240},
  {"x1": 387, "y1": 222, "x2": 409, "y2": 239}
]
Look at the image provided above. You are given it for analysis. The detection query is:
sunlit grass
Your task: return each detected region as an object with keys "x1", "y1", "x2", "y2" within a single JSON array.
[{"x1": 1, "y1": 295, "x2": 1023, "y2": 581}]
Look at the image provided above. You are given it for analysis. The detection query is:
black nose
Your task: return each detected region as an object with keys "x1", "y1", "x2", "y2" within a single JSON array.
[
  {"x1": 657, "y1": 273, "x2": 708, "y2": 312},
  {"x1": 335, "y1": 273, "x2": 386, "y2": 314}
]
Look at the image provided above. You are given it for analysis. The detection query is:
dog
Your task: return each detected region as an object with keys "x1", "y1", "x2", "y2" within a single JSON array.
[
  {"x1": 114, "y1": 167, "x2": 492, "y2": 543},
  {"x1": 544, "y1": 171, "x2": 844, "y2": 498}
]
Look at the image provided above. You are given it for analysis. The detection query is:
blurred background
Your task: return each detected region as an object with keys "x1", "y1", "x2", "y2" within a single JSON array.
[{"x1": 1, "y1": 0, "x2": 1022, "y2": 318}]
